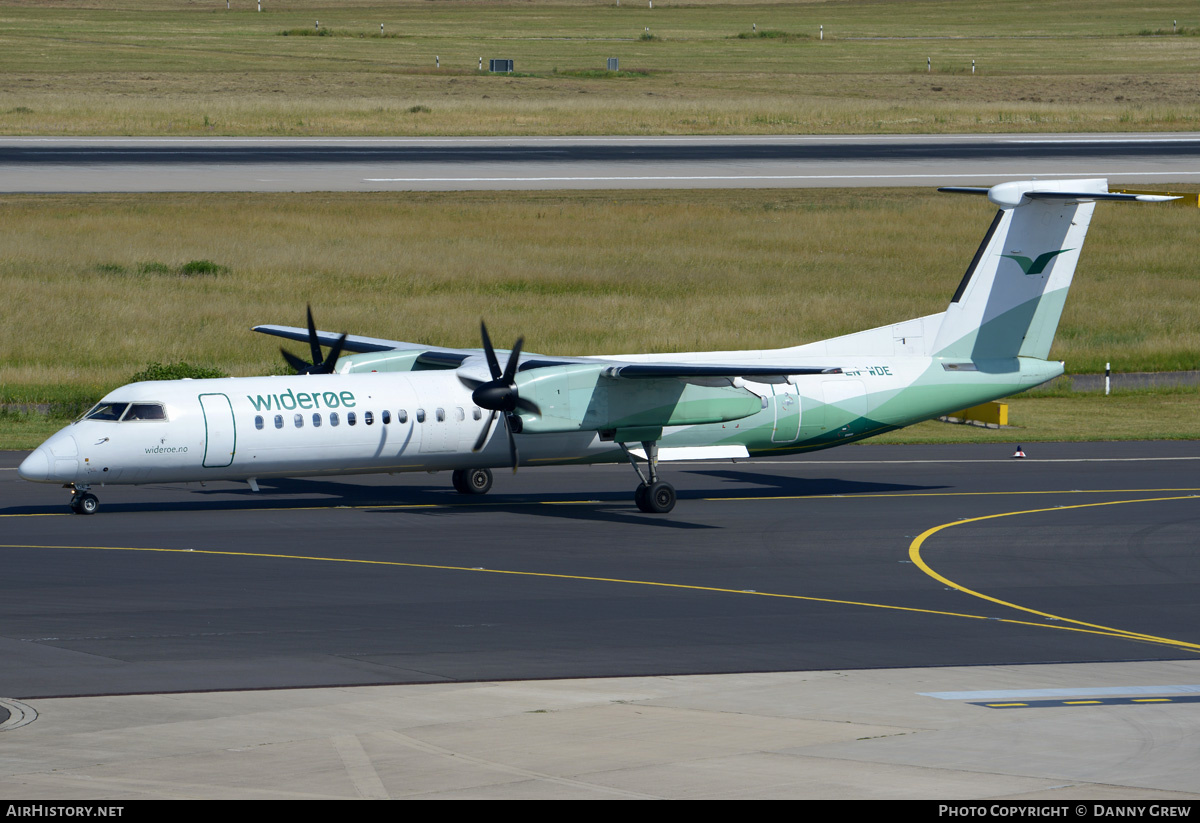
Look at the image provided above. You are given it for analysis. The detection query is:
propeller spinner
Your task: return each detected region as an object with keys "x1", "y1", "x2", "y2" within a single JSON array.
[
  {"x1": 280, "y1": 305, "x2": 348, "y2": 375},
  {"x1": 457, "y1": 322, "x2": 541, "y2": 472}
]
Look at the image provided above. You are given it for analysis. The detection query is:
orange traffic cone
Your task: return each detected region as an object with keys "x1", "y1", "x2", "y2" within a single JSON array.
[{"x1": 1012, "y1": 445, "x2": 1026, "y2": 458}]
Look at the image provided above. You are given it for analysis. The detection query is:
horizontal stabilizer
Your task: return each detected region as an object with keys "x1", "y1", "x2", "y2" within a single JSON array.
[{"x1": 938, "y1": 181, "x2": 1179, "y2": 208}]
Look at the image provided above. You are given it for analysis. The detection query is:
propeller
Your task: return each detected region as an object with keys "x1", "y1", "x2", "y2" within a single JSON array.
[
  {"x1": 280, "y1": 305, "x2": 348, "y2": 375},
  {"x1": 458, "y1": 322, "x2": 541, "y2": 472}
]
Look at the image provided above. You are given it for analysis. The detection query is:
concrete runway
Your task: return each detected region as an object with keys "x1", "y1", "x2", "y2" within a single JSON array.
[
  {"x1": 3, "y1": 133, "x2": 1200, "y2": 191},
  {"x1": 2, "y1": 442, "x2": 1199, "y2": 798}
]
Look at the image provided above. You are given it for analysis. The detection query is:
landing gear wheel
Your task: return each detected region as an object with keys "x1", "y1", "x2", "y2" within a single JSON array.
[
  {"x1": 452, "y1": 468, "x2": 493, "y2": 495},
  {"x1": 72, "y1": 492, "x2": 99, "y2": 515},
  {"x1": 634, "y1": 483, "x2": 650, "y2": 512},
  {"x1": 635, "y1": 481, "x2": 675, "y2": 514},
  {"x1": 647, "y1": 481, "x2": 676, "y2": 513}
]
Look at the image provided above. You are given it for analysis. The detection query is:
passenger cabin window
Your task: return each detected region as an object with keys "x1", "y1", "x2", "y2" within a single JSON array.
[
  {"x1": 364, "y1": 411, "x2": 374, "y2": 425},
  {"x1": 347, "y1": 412, "x2": 357, "y2": 426},
  {"x1": 255, "y1": 415, "x2": 264, "y2": 430},
  {"x1": 84, "y1": 402, "x2": 128, "y2": 421},
  {"x1": 455, "y1": 407, "x2": 465, "y2": 422},
  {"x1": 381, "y1": 410, "x2": 391, "y2": 424},
  {"x1": 294, "y1": 413, "x2": 304, "y2": 428},
  {"x1": 274, "y1": 415, "x2": 284, "y2": 429},
  {"x1": 416, "y1": 409, "x2": 426, "y2": 423},
  {"x1": 436, "y1": 408, "x2": 445, "y2": 422},
  {"x1": 123, "y1": 403, "x2": 167, "y2": 421},
  {"x1": 330, "y1": 412, "x2": 340, "y2": 427},
  {"x1": 398, "y1": 410, "x2": 408, "y2": 424},
  {"x1": 312, "y1": 413, "x2": 322, "y2": 428},
  {"x1": 473, "y1": 408, "x2": 482, "y2": 421}
]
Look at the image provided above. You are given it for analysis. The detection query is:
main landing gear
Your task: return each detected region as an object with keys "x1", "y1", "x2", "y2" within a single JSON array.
[
  {"x1": 67, "y1": 484, "x2": 99, "y2": 515},
  {"x1": 452, "y1": 468, "x2": 494, "y2": 495},
  {"x1": 621, "y1": 441, "x2": 676, "y2": 514}
]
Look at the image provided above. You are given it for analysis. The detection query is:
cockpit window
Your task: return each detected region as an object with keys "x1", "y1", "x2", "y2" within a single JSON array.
[
  {"x1": 122, "y1": 403, "x2": 167, "y2": 421},
  {"x1": 83, "y1": 402, "x2": 128, "y2": 421}
]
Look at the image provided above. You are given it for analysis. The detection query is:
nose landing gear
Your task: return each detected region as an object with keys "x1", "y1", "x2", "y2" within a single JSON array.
[{"x1": 67, "y1": 485, "x2": 99, "y2": 515}]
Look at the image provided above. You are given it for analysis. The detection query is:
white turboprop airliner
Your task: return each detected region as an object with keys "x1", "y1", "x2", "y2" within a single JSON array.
[{"x1": 18, "y1": 179, "x2": 1180, "y2": 514}]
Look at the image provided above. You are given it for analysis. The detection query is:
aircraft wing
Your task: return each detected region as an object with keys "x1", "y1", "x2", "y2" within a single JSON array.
[
  {"x1": 255, "y1": 322, "x2": 842, "y2": 381},
  {"x1": 594, "y1": 362, "x2": 840, "y2": 380},
  {"x1": 252, "y1": 323, "x2": 475, "y2": 365}
]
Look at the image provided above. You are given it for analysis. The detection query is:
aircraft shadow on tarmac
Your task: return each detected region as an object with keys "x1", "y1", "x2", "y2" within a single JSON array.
[
  {"x1": 2, "y1": 474, "x2": 943, "y2": 520},
  {"x1": 681, "y1": 470, "x2": 946, "y2": 498}
]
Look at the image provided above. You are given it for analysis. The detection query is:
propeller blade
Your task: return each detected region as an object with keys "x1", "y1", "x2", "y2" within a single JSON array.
[
  {"x1": 503, "y1": 414, "x2": 520, "y2": 473},
  {"x1": 471, "y1": 321, "x2": 539, "y2": 424},
  {"x1": 281, "y1": 348, "x2": 312, "y2": 374},
  {"x1": 480, "y1": 321, "x2": 501, "y2": 380},
  {"x1": 305, "y1": 305, "x2": 322, "y2": 367},
  {"x1": 514, "y1": 395, "x2": 541, "y2": 416},
  {"x1": 472, "y1": 410, "x2": 498, "y2": 452},
  {"x1": 501, "y1": 337, "x2": 524, "y2": 384},
  {"x1": 320, "y1": 332, "x2": 348, "y2": 374}
]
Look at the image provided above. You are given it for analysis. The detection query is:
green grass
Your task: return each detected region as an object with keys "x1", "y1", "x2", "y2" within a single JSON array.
[
  {"x1": 1, "y1": 0, "x2": 1198, "y2": 135},
  {"x1": 871, "y1": 386, "x2": 1200, "y2": 445},
  {"x1": 2, "y1": 186, "x2": 1197, "y2": 397}
]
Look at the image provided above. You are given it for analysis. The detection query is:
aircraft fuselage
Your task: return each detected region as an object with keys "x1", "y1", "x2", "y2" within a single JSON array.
[{"x1": 19, "y1": 354, "x2": 1060, "y2": 489}]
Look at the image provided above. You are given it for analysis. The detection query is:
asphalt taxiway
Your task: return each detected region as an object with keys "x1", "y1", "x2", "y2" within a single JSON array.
[
  {"x1": 2, "y1": 441, "x2": 1198, "y2": 797},
  {"x1": 3, "y1": 133, "x2": 1199, "y2": 191}
]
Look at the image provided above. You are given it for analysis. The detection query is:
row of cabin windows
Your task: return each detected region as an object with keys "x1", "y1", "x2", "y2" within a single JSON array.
[{"x1": 253, "y1": 407, "x2": 483, "y2": 431}]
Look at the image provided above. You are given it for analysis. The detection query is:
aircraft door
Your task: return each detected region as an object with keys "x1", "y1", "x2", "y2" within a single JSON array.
[
  {"x1": 199, "y1": 393, "x2": 236, "y2": 468},
  {"x1": 771, "y1": 383, "x2": 801, "y2": 443}
]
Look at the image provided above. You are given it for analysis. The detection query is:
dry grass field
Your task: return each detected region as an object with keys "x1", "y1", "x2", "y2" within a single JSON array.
[{"x1": 1, "y1": 0, "x2": 1198, "y2": 135}]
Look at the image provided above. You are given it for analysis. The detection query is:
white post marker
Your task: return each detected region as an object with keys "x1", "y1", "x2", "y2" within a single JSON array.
[
  {"x1": 1106, "y1": 362, "x2": 1111, "y2": 396},
  {"x1": 479, "y1": 57, "x2": 482, "y2": 70},
  {"x1": 820, "y1": 24, "x2": 824, "y2": 40},
  {"x1": 928, "y1": 57, "x2": 931, "y2": 72},
  {"x1": 972, "y1": 59, "x2": 975, "y2": 74},
  {"x1": 436, "y1": 55, "x2": 439, "y2": 68}
]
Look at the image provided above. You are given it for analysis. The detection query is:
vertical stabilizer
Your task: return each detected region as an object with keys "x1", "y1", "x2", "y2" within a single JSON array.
[
  {"x1": 932, "y1": 179, "x2": 1176, "y2": 362},
  {"x1": 932, "y1": 180, "x2": 1098, "y2": 361}
]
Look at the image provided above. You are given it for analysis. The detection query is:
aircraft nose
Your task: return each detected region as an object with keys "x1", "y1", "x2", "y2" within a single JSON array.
[{"x1": 17, "y1": 447, "x2": 51, "y2": 482}]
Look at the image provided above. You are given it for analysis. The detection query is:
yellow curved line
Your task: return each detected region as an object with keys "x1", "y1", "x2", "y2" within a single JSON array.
[
  {"x1": 2, "y1": 531, "x2": 1198, "y2": 652},
  {"x1": 0, "y1": 542, "x2": 990, "y2": 620},
  {"x1": 909, "y1": 495, "x2": 1200, "y2": 651}
]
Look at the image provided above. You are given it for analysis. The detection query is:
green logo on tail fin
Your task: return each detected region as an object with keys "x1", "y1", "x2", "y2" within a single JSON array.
[{"x1": 1000, "y1": 249, "x2": 1072, "y2": 275}]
